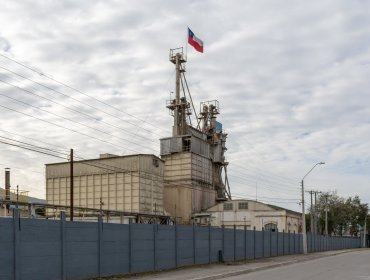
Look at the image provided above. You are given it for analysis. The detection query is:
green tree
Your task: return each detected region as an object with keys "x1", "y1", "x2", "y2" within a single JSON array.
[{"x1": 310, "y1": 192, "x2": 368, "y2": 236}]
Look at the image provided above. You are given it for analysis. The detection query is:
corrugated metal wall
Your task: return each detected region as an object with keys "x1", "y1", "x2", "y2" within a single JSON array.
[
  {"x1": 162, "y1": 152, "x2": 216, "y2": 223},
  {"x1": 0, "y1": 212, "x2": 362, "y2": 280},
  {"x1": 46, "y1": 155, "x2": 164, "y2": 215}
]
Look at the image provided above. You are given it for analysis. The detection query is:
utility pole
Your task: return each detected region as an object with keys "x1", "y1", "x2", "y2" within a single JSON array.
[
  {"x1": 314, "y1": 191, "x2": 317, "y2": 234},
  {"x1": 307, "y1": 190, "x2": 322, "y2": 234},
  {"x1": 16, "y1": 185, "x2": 19, "y2": 209},
  {"x1": 314, "y1": 191, "x2": 322, "y2": 234},
  {"x1": 5, "y1": 168, "x2": 10, "y2": 211},
  {"x1": 70, "y1": 148, "x2": 74, "y2": 221},
  {"x1": 301, "y1": 162, "x2": 325, "y2": 254},
  {"x1": 364, "y1": 211, "x2": 368, "y2": 248},
  {"x1": 301, "y1": 180, "x2": 307, "y2": 254},
  {"x1": 324, "y1": 194, "x2": 329, "y2": 235},
  {"x1": 308, "y1": 190, "x2": 314, "y2": 233}
]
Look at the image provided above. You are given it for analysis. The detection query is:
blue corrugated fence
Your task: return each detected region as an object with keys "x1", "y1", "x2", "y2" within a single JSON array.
[{"x1": 0, "y1": 210, "x2": 361, "y2": 280}]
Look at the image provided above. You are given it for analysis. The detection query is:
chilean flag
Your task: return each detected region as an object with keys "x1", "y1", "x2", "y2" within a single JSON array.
[{"x1": 188, "y1": 28, "x2": 204, "y2": 53}]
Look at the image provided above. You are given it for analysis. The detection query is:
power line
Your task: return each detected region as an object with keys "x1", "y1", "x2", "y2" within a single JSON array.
[
  {"x1": 231, "y1": 161, "x2": 299, "y2": 186},
  {"x1": 0, "y1": 66, "x2": 161, "y2": 144},
  {"x1": 0, "y1": 128, "x2": 75, "y2": 153},
  {"x1": 0, "y1": 163, "x2": 44, "y2": 175},
  {"x1": 0, "y1": 138, "x2": 222, "y2": 198},
  {"x1": 0, "y1": 135, "x2": 67, "y2": 156},
  {"x1": 0, "y1": 75, "x2": 156, "y2": 142},
  {"x1": 232, "y1": 191, "x2": 298, "y2": 202},
  {"x1": 229, "y1": 172, "x2": 299, "y2": 194},
  {"x1": 0, "y1": 103, "x2": 152, "y2": 155},
  {"x1": 0, "y1": 137, "x2": 302, "y2": 214},
  {"x1": 0, "y1": 92, "x2": 158, "y2": 154},
  {"x1": 0, "y1": 53, "x2": 169, "y2": 135},
  {"x1": 0, "y1": 131, "x2": 302, "y2": 203},
  {"x1": 232, "y1": 194, "x2": 299, "y2": 205},
  {"x1": 0, "y1": 139, "x2": 67, "y2": 159},
  {"x1": 229, "y1": 174, "x2": 299, "y2": 195}
]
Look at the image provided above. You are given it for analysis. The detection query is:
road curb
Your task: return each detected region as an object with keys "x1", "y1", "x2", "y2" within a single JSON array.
[{"x1": 189, "y1": 249, "x2": 363, "y2": 280}]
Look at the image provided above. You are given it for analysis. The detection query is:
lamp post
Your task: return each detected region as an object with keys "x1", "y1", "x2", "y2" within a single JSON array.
[
  {"x1": 364, "y1": 209, "x2": 369, "y2": 248},
  {"x1": 301, "y1": 162, "x2": 325, "y2": 254}
]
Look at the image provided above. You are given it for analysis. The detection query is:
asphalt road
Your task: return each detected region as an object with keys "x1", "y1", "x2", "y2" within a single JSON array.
[{"x1": 224, "y1": 250, "x2": 370, "y2": 280}]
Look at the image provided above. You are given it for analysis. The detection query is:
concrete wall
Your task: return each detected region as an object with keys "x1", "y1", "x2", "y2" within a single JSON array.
[{"x1": 0, "y1": 210, "x2": 361, "y2": 280}]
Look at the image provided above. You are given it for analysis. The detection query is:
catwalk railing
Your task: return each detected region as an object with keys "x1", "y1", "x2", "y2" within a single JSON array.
[{"x1": 0, "y1": 209, "x2": 361, "y2": 280}]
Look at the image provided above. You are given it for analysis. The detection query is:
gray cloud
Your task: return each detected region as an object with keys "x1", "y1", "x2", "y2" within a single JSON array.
[{"x1": 0, "y1": 0, "x2": 369, "y2": 210}]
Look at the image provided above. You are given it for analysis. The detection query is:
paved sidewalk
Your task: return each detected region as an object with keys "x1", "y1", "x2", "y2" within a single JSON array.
[{"x1": 96, "y1": 249, "x2": 365, "y2": 280}]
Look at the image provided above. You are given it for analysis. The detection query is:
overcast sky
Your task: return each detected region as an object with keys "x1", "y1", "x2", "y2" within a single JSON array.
[{"x1": 0, "y1": 0, "x2": 369, "y2": 212}]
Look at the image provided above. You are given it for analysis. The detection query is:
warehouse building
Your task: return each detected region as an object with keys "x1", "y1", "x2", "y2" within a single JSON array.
[
  {"x1": 45, "y1": 154, "x2": 164, "y2": 218},
  {"x1": 194, "y1": 199, "x2": 302, "y2": 232}
]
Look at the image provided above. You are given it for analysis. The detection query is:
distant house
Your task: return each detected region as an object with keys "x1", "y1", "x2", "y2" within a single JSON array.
[
  {"x1": 0, "y1": 187, "x2": 45, "y2": 218},
  {"x1": 194, "y1": 199, "x2": 302, "y2": 233}
]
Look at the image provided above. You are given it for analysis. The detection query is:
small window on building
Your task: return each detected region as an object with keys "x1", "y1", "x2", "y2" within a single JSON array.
[
  {"x1": 264, "y1": 223, "x2": 278, "y2": 232},
  {"x1": 223, "y1": 203, "x2": 233, "y2": 210},
  {"x1": 238, "y1": 202, "x2": 248, "y2": 210},
  {"x1": 152, "y1": 158, "x2": 159, "y2": 167}
]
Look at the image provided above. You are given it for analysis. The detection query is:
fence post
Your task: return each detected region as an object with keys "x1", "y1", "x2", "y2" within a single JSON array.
[
  {"x1": 175, "y1": 224, "x2": 178, "y2": 268},
  {"x1": 288, "y1": 230, "x2": 290, "y2": 254},
  {"x1": 208, "y1": 224, "x2": 211, "y2": 264},
  {"x1": 276, "y1": 229, "x2": 279, "y2": 256},
  {"x1": 153, "y1": 224, "x2": 157, "y2": 270},
  {"x1": 244, "y1": 225, "x2": 247, "y2": 261},
  {"x1": 222, "y1": 225, "x2": 225, "y2": 261},
  {"x1": 13, "y1": 208, "x2": 20, "y2": 280},
  {"x1": 60, "y1": 211, "x2": 66, "y2": 280},
  {"x1": 98, "y1": 214, "x2": 103, "y2": 277},
  {"x1": 293, "y1": 231, "x2": 296, "y2": 254},
  {"x1": 282, "y1": 230, "x2": 285, "y2": 255},
  {"x1": 129, "y1": 219, "x2": 132, "y2": 273},
  {"x1": 253, "y1": 226, "x2": 256, "y2": 259},
  {"x1": 193, "y1": 224, "x2": 196, "y2": 264},
  {"x1": 262, "y1": 227, "x2": 265, "y2": 258},
  {"x1": 233, "y1": 225, "x2": 236, "y2": 261}
]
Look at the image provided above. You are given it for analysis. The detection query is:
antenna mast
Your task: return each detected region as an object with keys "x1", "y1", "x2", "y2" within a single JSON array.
[{"x1": 167, "y1": 48, "x2": 191, "y2": 136}]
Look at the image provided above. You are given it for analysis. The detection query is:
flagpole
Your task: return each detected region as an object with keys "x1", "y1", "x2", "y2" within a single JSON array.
[{"x1": 185, "y1": 27, "x2": 188, "y2": 60}]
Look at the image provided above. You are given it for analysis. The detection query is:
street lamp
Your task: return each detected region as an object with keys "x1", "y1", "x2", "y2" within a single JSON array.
[
  {"x1": 364, "y1": 209, "x2": 369, "y2": 248},
  {"x1": 301, "y1": 162, "x2": 325, "y2": 254}
]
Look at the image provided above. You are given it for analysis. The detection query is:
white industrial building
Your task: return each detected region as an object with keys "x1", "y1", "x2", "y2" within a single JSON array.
[
  {"x1": 45, "y1": 154, "x2": 164, "y2": 218},
  {"x1": 194, "y1": 199, "x2": 302, "y2": 232},
  {"x1": 159, "y1": 50, "x2": 231, "y2": 224}
]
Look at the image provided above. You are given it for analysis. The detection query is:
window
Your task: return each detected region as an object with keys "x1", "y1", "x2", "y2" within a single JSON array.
[
  {"x1": 152, "y1": 158, "x2": 159, "y2": 167},
  {"x1": 238, "y1": 202, "x2": 248, "y2": 210},
  {"x1": 223, "y1": 203, "x2": 233, "y2": 210},
  {"x1": 264, "y1": 223, "x2": 278, "y2": 232}
]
